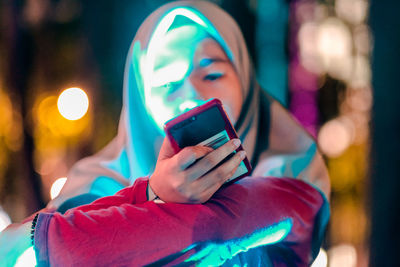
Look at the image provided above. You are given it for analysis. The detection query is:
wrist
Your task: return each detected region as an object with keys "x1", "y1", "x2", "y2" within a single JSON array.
[{"x1": 147, "y1": 178, "x2": 159, "y2": 201}]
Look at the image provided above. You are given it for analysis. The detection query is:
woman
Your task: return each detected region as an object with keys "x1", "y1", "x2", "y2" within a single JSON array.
[
  {"x1": 0, "y1": 1, "x2": 329, "y2": 266},
  {"x1": 47, "y1": 0, "x2": 330, "y2": 210}
]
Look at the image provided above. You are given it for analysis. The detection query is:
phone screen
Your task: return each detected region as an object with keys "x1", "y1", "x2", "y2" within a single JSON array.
[
  {"x1": 165, "y1": 99, "x2": 251, "y2": 183},
  {"x1": 169, "y1": 106, "x2": 227, "y2": 148}
]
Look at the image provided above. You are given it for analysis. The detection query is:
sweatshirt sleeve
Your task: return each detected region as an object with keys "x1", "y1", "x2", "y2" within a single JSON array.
[
  {"x1": 34, "y1": 176, "x2": 327, "y2": 266},
  {"x1": 63, "y1": 176, "x2": 149, "y2": 212}
]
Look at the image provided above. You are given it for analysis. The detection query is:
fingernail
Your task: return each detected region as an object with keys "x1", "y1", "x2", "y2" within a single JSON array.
[
  {"x1": 233, "y1": 139, "x2": 241, "y2": 147},
  {"x1": 239, "y1": 151, "x2": 246, "y2": 159}
]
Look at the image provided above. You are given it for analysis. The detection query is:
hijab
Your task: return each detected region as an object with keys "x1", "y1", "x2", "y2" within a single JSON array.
[{"x1": 48, "y1": 0, "x2": 271, "y2": 209}]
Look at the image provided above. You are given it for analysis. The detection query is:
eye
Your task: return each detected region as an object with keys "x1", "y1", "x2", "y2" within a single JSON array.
[
  {"x1": 163, "y1": 81, "x2": 182, "y2": 94},
  {"x1": 203, "y1": 73, "x2": 223, "y2": 81}
]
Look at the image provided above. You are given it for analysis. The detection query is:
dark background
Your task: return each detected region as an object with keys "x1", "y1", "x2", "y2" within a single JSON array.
[{"x1": 1, "y1": 0, "x2": 396, "y2": 265}]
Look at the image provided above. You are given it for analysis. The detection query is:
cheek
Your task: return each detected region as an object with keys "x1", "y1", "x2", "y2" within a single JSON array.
[
  {"x1": 208, "y1": 84, "x2": 243, "y2": 123},
  {"x1": 222, "y1": 74, "x2": 243, "y2": 123},
  {"x1": 189, "y1": 75, "x2": 243, "y2": 123}
]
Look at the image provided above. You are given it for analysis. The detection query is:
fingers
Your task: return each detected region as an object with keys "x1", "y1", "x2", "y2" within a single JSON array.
[
  {"x1": 190, "y1": 150, "x2": 246, "y2": 203},
  {"x1": 187, "y1": 139, "x2": 242, "y2": 179},
  {"x1": 153, "y1": 137, "x2": 245, "y2": 204},
  {"x1": 176, "y1": 145, "x2": 214, "y2": 170},
  {"x1": 200, "y1": 150, "x2": 246, "y2": 189}
]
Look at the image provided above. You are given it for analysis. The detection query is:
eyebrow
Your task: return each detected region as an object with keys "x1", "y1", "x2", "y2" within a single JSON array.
[{"x1": 198, "y1": 57, "x2": 228, "y2": 68}]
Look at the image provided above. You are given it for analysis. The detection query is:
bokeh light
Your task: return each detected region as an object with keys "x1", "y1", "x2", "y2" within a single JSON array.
[
  {"x1": 328, "y1": 243, "x2": 357, "y2": 267},
  {"x1": 349, "y1": 54, "x2": 371, "y2": 88},
  {"x1": 328, "y1": 143, "x2": 368, "y2": 193},
  {"x1": 34, "y1": 94, "x2": 91, "y2": 139},
  {"x1": 50, "y1": 177, "x2": 67, "y2": 199},
  {"x1": 36, "y1": 155, "x2": 67, "y2": 176},
  {"x1": 329, "y1": 197, "x2": 368, "y2": 244},
  {"x1": 317, "y1": 18, "x2": 352, "y2": 59},
  {"x1": 0, "y1": 208, "x2": 11, "y2": 232},
  {"x1": 316, "y1": 18, "x2": 352, "y2": 80},
  {"x1": 353, "y1": 24, "x2": 371, "y2": 55},
  {"x1": 335, "y1": 0, "x2": 368, "y2": 25},
  {"x1": 345, "y1": 88, "x2": 373, "y2": 113},
  {"x1": 57, "y1": 87, "x2": 89, "y2": 120},
  {"x1": 318, "y1": 118, "x2": 354, "y2": 158},
  {"x1": 298, "y1": 21, "x2": 323, "y2": 73},
  {"x1": 0, "y1": 89, "x2": 23, "y2": 153}
]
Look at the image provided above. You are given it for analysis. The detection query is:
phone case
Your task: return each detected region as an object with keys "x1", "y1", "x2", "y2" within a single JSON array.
[{"x1": 164, "y1": 98, "x2": 252, "y2": 183}]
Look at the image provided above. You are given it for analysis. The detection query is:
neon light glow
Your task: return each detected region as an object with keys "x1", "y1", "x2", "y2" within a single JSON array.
[
  {"x1": 151, "y1": 60, "x2": 190, "y2": 87},
  {"x1": 184, "y1": 218, "x2": 292, "y2": 266},
  {"x1": 133, "y1": 7, "x2": 233, "y2": 131},
  {"x1": 15, "y1": 246, "x2": 36, "y2": 267},
  {"x1": 90, "y1": 176, "x2": 124, "y2": 196},
  {"x1": 179, "y1": 99, "x2": 201, "y2": 112}
]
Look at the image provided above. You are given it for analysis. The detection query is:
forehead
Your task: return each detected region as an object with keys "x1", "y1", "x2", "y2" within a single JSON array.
[
  {"x1": 154, "y1": 36, "x2": 229, "y2": 70},
  {"x1": 193, "y1": 38, "x2": 229, "y2": 63},
  {"x1": 152, "y1": 25, "x2": 205, "y2": 69}
]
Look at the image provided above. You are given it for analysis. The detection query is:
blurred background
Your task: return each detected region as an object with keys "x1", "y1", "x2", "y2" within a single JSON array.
[{"x1": 0, "y1": 0, "x2": 398, "y2": 266}]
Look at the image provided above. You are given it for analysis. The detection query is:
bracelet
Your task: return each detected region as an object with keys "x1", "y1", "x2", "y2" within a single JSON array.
[{"x1": 30, "y1": 213, "x2": 39, "y2": 245}]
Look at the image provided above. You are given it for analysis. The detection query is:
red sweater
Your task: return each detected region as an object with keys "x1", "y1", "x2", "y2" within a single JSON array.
[{"x1": 34, "y1": 177, "x2": 328, "y2": 266}]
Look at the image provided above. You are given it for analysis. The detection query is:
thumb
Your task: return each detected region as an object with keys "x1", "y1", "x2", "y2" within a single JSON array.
[{"x1": 158, "y1": 137, "x2": 176, "y2": 160}]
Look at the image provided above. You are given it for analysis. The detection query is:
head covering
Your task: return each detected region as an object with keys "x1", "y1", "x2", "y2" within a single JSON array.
[{"x1": 48, "y1": 0, "x2": 270, "y2": 209}]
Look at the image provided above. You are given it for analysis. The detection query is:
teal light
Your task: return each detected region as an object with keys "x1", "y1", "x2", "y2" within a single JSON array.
[
  {"x1": 261, "y1": 142, "x2": 317, "y2": 178},
  {"x1": 14, "y1": 246, "x2": 36, "y2": 267},
  {"x1": 184, "y1": 218, "x2": 293, "y2": 266},
  {"x1": 132, "y1": 7, "x2": 233, "y2": 132},
  {"x1": 90, "y1": 176, "x2": 124, "y2": 196},
  {"x1": 151, "y1": 60, "x2": 190, "y2": 87}
]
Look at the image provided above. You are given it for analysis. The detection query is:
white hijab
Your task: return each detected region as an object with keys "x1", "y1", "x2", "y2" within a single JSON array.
[{"x1": 48, "y1": 0, "x2": 271, "y2": 209}]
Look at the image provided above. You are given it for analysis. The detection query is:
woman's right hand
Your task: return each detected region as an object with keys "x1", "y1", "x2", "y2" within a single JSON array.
[{"x1": 149, "y1": 137, "x2": 246, "y2": 203}]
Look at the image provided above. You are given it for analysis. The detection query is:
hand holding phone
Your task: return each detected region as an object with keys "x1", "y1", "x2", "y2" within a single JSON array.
[
  {"x1": 149, "y1": 136, "x2": 245, "y2": 203},
  {"x1": 148, "y1": 99, "x2": 251, "y2": 203},
  {"x1": 164, "y1": 98, "x2": 251, "y2": 183}
]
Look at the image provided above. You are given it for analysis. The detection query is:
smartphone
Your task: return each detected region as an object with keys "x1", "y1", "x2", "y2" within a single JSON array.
[{"x1": 164, "y1": 98, "x2": 251, "y2": 183}]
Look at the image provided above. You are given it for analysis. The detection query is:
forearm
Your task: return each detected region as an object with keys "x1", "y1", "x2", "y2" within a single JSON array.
[
  {"x1": 33, "y1": 177, "x2": 326, "y2": 266},
  {"x1": 150, "y1": 177, "x2": 328, "y2": 266},
  {"x1": 34, "y1": 177, "x2": 163, "y2": 265}
]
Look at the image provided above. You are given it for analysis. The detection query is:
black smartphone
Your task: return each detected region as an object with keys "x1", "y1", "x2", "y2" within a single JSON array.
[{"x1": 164, "y1": 98, "x2": 251, "y2": 183}]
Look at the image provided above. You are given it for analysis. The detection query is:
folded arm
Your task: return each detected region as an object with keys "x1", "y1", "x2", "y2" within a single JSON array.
[{"x1": 33, "y1": 176, "x2": 327, "y2": 266}]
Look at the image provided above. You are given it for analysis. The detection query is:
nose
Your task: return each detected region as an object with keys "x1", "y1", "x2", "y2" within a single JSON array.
[
  {"x1": 167, "y1": 78, "x2": 196, "y2": 100},
  {"x1": 167, "y1": 78, "x2": 203, "y2": 112}
]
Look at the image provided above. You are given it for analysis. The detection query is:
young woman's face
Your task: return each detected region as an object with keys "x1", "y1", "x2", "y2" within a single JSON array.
[{"x1": 148, "y1": 36, "x2": 243, "y2": 125}]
